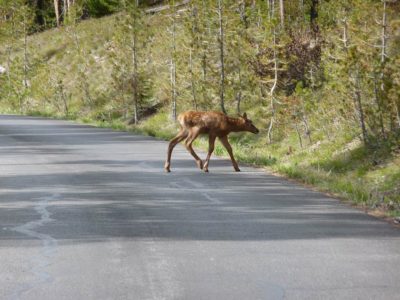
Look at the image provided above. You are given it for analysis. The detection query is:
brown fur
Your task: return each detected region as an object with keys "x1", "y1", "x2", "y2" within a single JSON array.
[{"x1": 164, "y1": 111, "x2": 259, "y2": 172}]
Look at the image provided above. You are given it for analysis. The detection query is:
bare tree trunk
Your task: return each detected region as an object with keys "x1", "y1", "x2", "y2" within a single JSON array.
[
  {"x1": 171, "y1": 0, "x2": 177, "y2": 120},
  {"x1": 57, "y1": 80, "x2": 69, "y2": 117},
  {"x1": 373, "y1": 75, "x2": 385, "y2": 135},
  {"x1": 63, "y1": 0, "x2": 67, "y2": 19},
  {"x1": 256, "y1": 5, "x2": 261, "y2": 27},
  {"x1": 236, "y1": 66, "x2": 242, "y2": 115},
  {"x1": 267, "y1": 28, "x2": 278, "y2": 144},
  {"x1": 268, "y1": 0, "x2": 275, "y2": 20},
  {"x1": 65, "y1": 0, "x2": 73, "y2": 21},
  {"x1": 201, "y1": 52, "x2": 207, "y2": 91},
  {"x1": 353, "y1": 71, "x2": 368, "y2": 143},
  {"x1": 239, "y1": 2, "x2": 247, "y2": 28},
  {"x1": 22, "y1": 10, "x2": 29, "y2": 113},
  {"x1": 295, "y1": 122, "x2": 303, "y2": 149},
  {"x1": 236, "y1": 1, "x2": 247, "y2": 114},
  {"x1": 131, "y1": 0, "x2": 140, "y2": 124},
  {"x1": 54, "y1": 0, "x2": 60, "y2": 27},
  {"x1": 189, "y1": 4, "x2": 198, "y2": 110},
  {"x1": 341, "y1": 18, "x2": 348, "y2": 49},
  {"x1": 200, "y1": 0, "x2": 208, "y2": 107},
  {"x1": 6, "y1": 47, "x2": 12, "y2": 98},
  {"x1": 189, "y1": 48, "x2": 197, "y2": 110},
  {"x1": 236, "y1": 38, "x2": 243, "y2": 115},
  {"x1": 218, "y1": 0, "x2": 227, "y2": 114},
  {"x1": 395, "y1": 101, "x2": 400, "y2": 129},
  {"x1": 170, "y1": 59, "x2": 177, "y2": 120},
  {"x1": 381, "y1": 0, "x2": 387, "y2": 65},
  {"x1": 132, "y1": 27, "x2": 139, "y2": 124},
  {"x1": 23, "y1": 14, "x2": 28, "y2": 91},
  {"x1": 379, "y1": 0, "x2": 396, "y2": 131},
  {"x1": 279, "y1": 0, "x2": 284, "y2": 29},
  {"x1": 302, "y1": 114, "x2": 312, "y2": 144}
]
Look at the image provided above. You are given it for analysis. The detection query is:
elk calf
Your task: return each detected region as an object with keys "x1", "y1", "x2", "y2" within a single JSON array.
[{"x1": 164, "y1": 111, "x2": 259, "y2": 172}]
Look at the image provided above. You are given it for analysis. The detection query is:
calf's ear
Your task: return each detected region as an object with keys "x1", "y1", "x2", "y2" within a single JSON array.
[{"x1": 242, "y1": 112, "x2": 247, "y2": 119}]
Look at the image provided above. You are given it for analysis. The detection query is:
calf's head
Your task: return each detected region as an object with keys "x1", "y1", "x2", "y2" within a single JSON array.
[{"x1": 240, "y1": 113, "x2": 259, "y2": 134}]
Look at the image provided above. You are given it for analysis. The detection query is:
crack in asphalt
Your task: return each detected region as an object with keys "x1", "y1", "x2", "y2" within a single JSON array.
[{"x1": 10, "y1": 194, "x2": 59, "y2": 300}]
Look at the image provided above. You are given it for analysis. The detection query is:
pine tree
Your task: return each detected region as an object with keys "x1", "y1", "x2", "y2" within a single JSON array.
[{"x1": 110, "y1": 0, "x2": 153, "y2": 123}]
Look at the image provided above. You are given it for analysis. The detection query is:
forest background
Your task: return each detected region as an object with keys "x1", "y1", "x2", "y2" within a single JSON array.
[{"x1": 0, "y1": 0, "x2": 399, "y2": 217}]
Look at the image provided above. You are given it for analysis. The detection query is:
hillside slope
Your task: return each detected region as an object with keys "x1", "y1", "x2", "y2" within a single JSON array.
[{"x1": 0, "y1": 2, "x2": 399, "y2": 219}]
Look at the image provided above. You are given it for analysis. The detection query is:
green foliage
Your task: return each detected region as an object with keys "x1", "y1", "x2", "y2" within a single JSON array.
[
  {"x1": 109, "y1": 2, "x2": 155, "y2": 122},
  {"x1": 137, "y1": 112, "x2": 177, "y2": 140}
]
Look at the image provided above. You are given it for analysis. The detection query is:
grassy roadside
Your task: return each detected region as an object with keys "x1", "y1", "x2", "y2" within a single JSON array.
[
  {"x1": 143, "y1": 113, "x2": 400, "y2": 219},
  {"x1": 23, "y1": 109, "x2": 400, "y2": 222}
]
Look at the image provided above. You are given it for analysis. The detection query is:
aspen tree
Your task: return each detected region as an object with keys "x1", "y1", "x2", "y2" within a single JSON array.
[
  {"x1": 217, "y1": 0, "x2": 227, "y2": 114},
  {"x1": 170, "y1": 0, "x2": 177, "y2": 120},
  {"x1": 53, "y1": 0, "x2": 60, "y2": 27}
]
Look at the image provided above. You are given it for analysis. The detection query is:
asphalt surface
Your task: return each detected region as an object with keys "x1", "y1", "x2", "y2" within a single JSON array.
[{"x1": 0, "y1": 115, "x2": 399, "y2": 300}]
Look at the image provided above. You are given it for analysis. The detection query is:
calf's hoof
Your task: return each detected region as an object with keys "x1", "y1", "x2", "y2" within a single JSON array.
[{"x1": 196, "y1": 160, "x2": 203, "y2": 170}]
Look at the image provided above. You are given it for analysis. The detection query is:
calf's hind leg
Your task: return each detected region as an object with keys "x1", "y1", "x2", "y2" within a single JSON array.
[
  {"x1": 184, "y1": 128, "x2": 203, "y2": 170},
  {"x1": 164, "y1": 129, "x2": 188, "y2": 172}
]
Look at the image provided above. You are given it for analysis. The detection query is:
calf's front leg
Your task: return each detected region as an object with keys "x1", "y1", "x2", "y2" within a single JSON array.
[
  {"x1": 219, "y1": 135, "x2": 240, "y2": 172},
  {"x1": 203, "y1": 135, "x2": 216, "y2": 172}
]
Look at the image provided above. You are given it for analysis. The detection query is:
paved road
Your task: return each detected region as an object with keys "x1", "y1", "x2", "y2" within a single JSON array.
[{"x1": 0, "y1": 115, "x2": 399, "y2": 300}]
